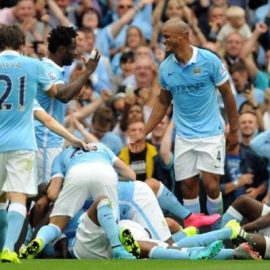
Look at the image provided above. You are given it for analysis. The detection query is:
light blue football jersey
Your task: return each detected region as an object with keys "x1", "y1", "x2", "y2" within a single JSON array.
[
  {"x1": 51, "y1": 143, "x2": 118, "y2": 178},
  {"x1": 35, "y1": 57, "x2": 66, "y2": 148},
  {"x1": 117, "y1": 181, "x2": 135, "y2": 220},
  {"x1": 250, "y1": 130, "x2": 270, "y2": 159},
  {"x1": 159, "y1": 47, "x2": 229, "y2": 139},
  {"x1": 0, "y1": 51, "x2": 53, "y2": 152},
  {"x1": 33, "y1": 99, "x2": 44, "y2": 112}
]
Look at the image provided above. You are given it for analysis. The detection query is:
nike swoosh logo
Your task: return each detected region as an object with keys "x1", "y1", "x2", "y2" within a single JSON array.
[{"x1": 168, "y1": 72, "x2": 174, "y2": 76}]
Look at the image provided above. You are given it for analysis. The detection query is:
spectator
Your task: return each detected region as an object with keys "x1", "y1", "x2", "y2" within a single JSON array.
[
  {"x1": 90, "y1": 106, "x2": 123, "y2": 154},
  {"x1": 223, "y1": 31, "x2": 244, "y2": 70},
  {"x1": 199, "y1": 6, "x2": 227, "y2": 41},
  {"x1": 111, "y1": 25, "x2": 146, "y2": 75},
  {"x1": 231, "y1": 62, "x2": 265, "y2": 110},
  {"x1": 239, "y1": 22, "x2": 269, "y2": 92},
  {"x1": 263, "y1": 90, "x2": 270, "y2": 130},
  {"x1": 217, "y1": 6, "x2": 252, "y2": 44},
  {"x1": 119, "y1": 117, "x2": 158, "y2": 181}
]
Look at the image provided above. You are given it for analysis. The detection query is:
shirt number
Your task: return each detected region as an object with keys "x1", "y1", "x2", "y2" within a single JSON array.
[{"x1": 0, "y1": 74, "x2": 26, "y2": 111}]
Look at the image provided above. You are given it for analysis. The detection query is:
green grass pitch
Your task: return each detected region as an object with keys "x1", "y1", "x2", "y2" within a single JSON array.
[{"x1": 1, "y1": 260, "x2": 270, "y2": 270}]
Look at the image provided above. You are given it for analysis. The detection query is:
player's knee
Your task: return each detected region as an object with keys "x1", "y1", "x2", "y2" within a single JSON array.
[
  {"x1": 35, "y1": 196, "x2": 49, "y2": 211},
  {"x1": 181, "y1": 181, "x2": 198, "y2": 198},
  {"x1": 204, "y1": 182, "x2": 220, "y2": 198},
  {"x1": 232, "y1": 195, "x2": 249, "y2": 208},
  {"x1": 165, "y1": 217, "x2": 182, "y2": 234},
  {"x1": 145, "y1": 178, "x2": 160, "y2": 194}
]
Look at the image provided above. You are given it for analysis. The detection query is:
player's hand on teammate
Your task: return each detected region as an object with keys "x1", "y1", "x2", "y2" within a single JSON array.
[{"x1": 70, "y1": 137, "x2": 90, "y2": 151}]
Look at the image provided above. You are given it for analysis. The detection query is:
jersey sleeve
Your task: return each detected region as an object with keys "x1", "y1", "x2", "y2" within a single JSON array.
[
  {"x1": 36, "y1": 60, "x2": 54, "y2": 91},
  {"x1": 33, "y1": 99, "x2": 44, "y2": 112},
  {"x1": 51, "y1": 152, "x2": 66, "y2": 179},
  {"x1": 250, "y1": 130, "x2": 270, "y2": 159},
  {"x1": 158, "y1": 64, "x2": 169, "y2": 91},
  {"x1": 209, "y1": 53, "x2": 229, "y2": 87},
  {"x1": 102, "y1": 143, "x2": 118, "y2": 164}
]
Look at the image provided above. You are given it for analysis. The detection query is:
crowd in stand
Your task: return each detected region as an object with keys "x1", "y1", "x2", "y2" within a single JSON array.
[{"x1": 1, "y1": 0, "x2": 270, "y2": 263}]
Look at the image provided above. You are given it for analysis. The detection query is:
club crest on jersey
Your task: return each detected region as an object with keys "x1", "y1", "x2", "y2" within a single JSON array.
[
  {"x1": 48, "y1": 72, "x2": 57, "y2": 81},
  {"x1": 193, "y1": 67, "x2": 201, "y2": 75}
]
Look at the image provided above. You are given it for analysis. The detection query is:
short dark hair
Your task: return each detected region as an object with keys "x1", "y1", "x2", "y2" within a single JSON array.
[
  {"x1": 127, "y1": 115, "x2": 145, "y2": 127},
  {"x1": 230, "y1": 61, "x2": 247, "y2": 74},
  {"x1": 81, "y1": 7, "x2": 101, "y2": 28},
  {"x1": 80, "y1": 26, "x2": 94, "y2": 35},
  {"x1": 92, "y1": 106, "x2": 113, "y2": 127},
  {"x1": 47, "y1": 26, "x2": 76, "y2": 53},
  {"x1": 120, "y1": 51, "x2": 134, "y2": 64},
  {"x1": 0, "y1": 25, "x2": 25, "y2": 51}
]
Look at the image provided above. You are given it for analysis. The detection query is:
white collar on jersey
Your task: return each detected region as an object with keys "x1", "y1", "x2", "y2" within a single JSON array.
[
  {"x1": 42, "y1": 57, "x2": 64, "y2": 72},
  {"x1": 0, "y1": 50, "x2": 20, "y2": 56},
  {"x1": 173, "y1": 46, "x2": 198, "y2": 67}
]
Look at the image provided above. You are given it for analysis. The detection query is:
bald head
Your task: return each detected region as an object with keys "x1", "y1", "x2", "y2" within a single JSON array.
[
  {"x1": 162, "y1": 18, "x2": 189, "y2": 35},
  {"x1": 162, "y1": 18, "x2": 191, "y2": 54}
]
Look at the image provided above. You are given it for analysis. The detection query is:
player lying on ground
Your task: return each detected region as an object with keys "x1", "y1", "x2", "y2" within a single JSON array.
[{"x1": 222, "y1": 195, "x2": 270, "y2": 259}]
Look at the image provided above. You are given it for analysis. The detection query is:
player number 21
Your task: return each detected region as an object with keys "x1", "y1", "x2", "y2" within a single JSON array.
[{"x1": 0, "y1": 74, "x2": 26, "y2": 111}]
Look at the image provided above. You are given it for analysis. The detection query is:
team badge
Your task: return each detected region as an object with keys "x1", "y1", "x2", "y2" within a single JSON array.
[
  {"x1": 48, "y1": 72, "x2": 57, "y2": 81},
  {"x1": 193, "y1": 67, "x2": 201, "y2": 75}
]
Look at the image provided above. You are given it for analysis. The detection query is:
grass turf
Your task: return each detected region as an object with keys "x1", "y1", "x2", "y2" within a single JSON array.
[{"x1": 2, "y1": 260, "x2": 270, "y2": 270}]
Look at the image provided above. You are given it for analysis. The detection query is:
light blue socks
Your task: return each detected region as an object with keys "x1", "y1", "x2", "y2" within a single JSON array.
[
  {"x1": 172, "y1": 231, "x2": 188, "y2": 242},
  {"x1": 207, "y1": 193, "x2": 223, "y2": 216},
  {"x1": 207, "y1": 193, "x2": 223, "y2": 229},
  {"x1": 149, "y1": 246, "x2": 234, "y2": 260},
  {"x1": 149, "y1": 246, "x2": 190, "y2": 259},
  {"x1": 156, "y1": 183, "x2": 190, "y2": 219},
  {"x1": 36, "y1": 224, "x2": 61, "y2": 247},
  {"x1": 97, "y1": 198, "x2": 122, "y2": 248},
  {"x1": 183, "y1": 197, "x2": 201, "y2": 213},
  {"x1": 0, "y1": 202, "x2": 8, "y2": 251},
  {"x1": 176, "y1": 227, "x2": 232, "y2": 248},
  {"x1": 3, "y1": 203, "x2": 26, "y2": 251},
  {"x1": 221, "y1": 206, "x2": 243, "y2": 227}
]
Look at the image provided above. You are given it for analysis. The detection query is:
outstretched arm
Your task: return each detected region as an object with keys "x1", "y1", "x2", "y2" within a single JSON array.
[
  {"x1": 239, "y1": 22, "x2": 268, "y2": 80},
  {"x1": 129, "y1": 89, "x2": 172, "y2": 153},
  {"x1": 114, "y1": 158, "x2": 136, "y2": 181},
  {"x1": 110, "y1": 0, "x2": 154, "y2": 39},
  {"x1": 160, "y1": 119, "x2": 174, "y2": 166},
  {"x1": 47, "y1": 177, "x2": 64, "y2": 202},
  {"x1": 34, "y1": 109, "x2": 89, "y2": 150}
]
